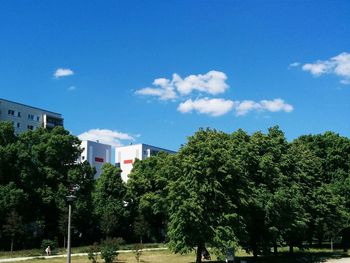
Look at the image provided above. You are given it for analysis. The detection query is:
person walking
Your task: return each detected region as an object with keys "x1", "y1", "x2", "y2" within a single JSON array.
[{"x1": 45, "y1": 245, "x2": 51, "y2": 256}]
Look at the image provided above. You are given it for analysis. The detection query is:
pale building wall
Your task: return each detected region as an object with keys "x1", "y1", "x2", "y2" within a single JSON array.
[
  {"x1": 0, "y1": 98, "x2": 63, "y2": 134},
  {"x1": 115, "y1": 144, "x2": 175, "y2": 182},
  {"x1": 80, "y1": 140, "x2": 112, "y2": 178}
]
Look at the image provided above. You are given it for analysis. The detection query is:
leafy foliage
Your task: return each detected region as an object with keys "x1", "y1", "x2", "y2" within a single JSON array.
[
  {"x1": 87, "y1": 242, "x2": 99, "y2": 263},
  {"x1": 93, "y1": 163, "x2": 126, "y2": 238},
  {"x1": 0, "y1": 123, "x2": 94, "y2": 249},
  {"x1": 167, "y1": 129, "x2": 245, "y2": 262},
  {"x1": 1, "y1": 121, "x2": 350, "y2": 261},
  {"x1": 100, "y1": 237, "x2": 123, "y2": 263}
]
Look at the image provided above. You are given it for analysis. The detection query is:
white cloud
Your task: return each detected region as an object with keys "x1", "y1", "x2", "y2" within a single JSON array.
[
  {"x1": 260, "y1": 98, "x2": 294, "y2": 112},
  {"x1": 136, "y1": 71, "x2": 294, "y2": 118},
  {"x1": 177, "y1": 97, "x2": 234, "y2": 117},
  {"x1": 135, "y1": 77, "x2": 177, "y2": 100},
  {"x1": 333, "y1": 52, "x2": 350, "y2": 78},
  {"x1": 234, "y1": 98, "x2": 293, "y2": 116},
  {"x1": 302, "y1": 52, "x2": 350, "y2": 84},
  {"x1": 54, "y1": 68, "x2": 74, "y2": 78},
  {"x1": 341, "y1": 79, "x2": 350, "y2": 85},
  {"x1": 135, "y1": 70, "x2": 229, "y2": 100},
  {"x1": 67, "y1": 86, "x2": 76, "y2": 91},
  {"x1": 78, "y1": 129, "x2": 135, "y2": 147},
  {"x1": 235, "y1": 100, "x2": 261, "y2": 116},
  {"x1": 173, "y1": 70, "x2": 229, "y2": 95},
  {"x1": 289, "y1": 62, "x2": 301, "y2": 67},
  {"x1": 302, "y1": 61, "x2": 332, "y2": 76}
]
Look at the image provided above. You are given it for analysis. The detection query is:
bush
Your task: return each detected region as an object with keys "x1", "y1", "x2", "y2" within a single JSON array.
[
  {"x1": 133, "y1": 243, "x2": 143, "y2": 263},
  {"x1": 100, "y1": 238, "x2": 124, "y2": 263},
  {"x1": 87, "y1": 242, "x2": 99, "y2": 263}
]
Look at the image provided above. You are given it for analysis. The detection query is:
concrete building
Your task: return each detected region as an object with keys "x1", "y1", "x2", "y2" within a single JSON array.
[
  {"x1": 79, "y1": 140, "x2": 112, "y2": 178},
  {"x1": 0, "y1": 98, "x2": 63, "y2": 133},
  {"x1": 115, "y1": 143, "x2": 175, "y2": 181}
]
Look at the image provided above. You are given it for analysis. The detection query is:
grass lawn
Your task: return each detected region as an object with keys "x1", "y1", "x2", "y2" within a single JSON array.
[
  {"x1": 11, "y1": 250, "x2": 197, "y2": 263},
  {"x1": 1, "y1": 247, "x2": 349, "y2": 263}
]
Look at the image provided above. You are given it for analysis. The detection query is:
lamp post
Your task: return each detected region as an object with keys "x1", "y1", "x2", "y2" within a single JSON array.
[{"x1": 66, "y1": 194, "x2": 76, "y2": 263}]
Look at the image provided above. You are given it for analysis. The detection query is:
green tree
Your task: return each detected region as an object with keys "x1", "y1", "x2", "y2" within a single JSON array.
[
  {"x1": 294, "y1": 132, "x2": 350, "y2": 247},
  {"x1": 266, "y1": 185, "x2": 309, "y2": 253},
  {"x1": 0, "y1": 182, "x2": 27, "y2": 221},
  {"x1": 0, "y1": 121, "x2": 16, "y2": 146},
  {"x1": 241, "y1": 127, "x2": 289, "y2": 256},
  {"x1": 0, "y1": 183, "x2": 27, "y2": 247},
  {"x1": 13, "y1": 127, "x2": 83, "y2": 240},
  {"x1": 267, "y1": 140, "x2": 323, "y2": 253},
  {"x1": 0, "y1": 122, "x2": 18, "y2": 185},
  {"x1": 167, "y1": 128, "x2": 247, "y2": 263},
  {"x1": 93, "y1": 163, "x2": 126, "y2": 238},
  {"x1": 133, "y1": 214, "x2": 150, "y2": 244},
  {"x1": 126, "y1": 152, "x2": 173, "y2": 243},
  {"x1": 2, "y1": 210, "x2": 24, "y2": 255},
  {"x1": 312, "y1": 185, "x2": 348, "y2": 245},
  {"x1": 0, "y1": 126, "x2": 93, "y2": 248}
]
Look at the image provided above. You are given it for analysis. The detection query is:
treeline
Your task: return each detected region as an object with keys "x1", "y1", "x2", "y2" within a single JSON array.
[
  {"x1": 0, "y1": 122, "x2": 96, "y2": 250},
  {"x1": 127, "y1": 127, "x2": 350, "y2": 262},
  {"x1": 1, "y1": 122, "x2": 350, "y2": 263}
]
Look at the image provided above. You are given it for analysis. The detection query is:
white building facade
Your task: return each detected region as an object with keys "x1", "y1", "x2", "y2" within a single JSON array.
[
  {"x1": 115, "y1": 143, "x2": 175, "y2": 182},
  {"x1": 0, "y1": 98, "x2": 63, "y2": 133},
  {"x1": 80, "y1": 140, "x2": 112, "y2": 178}
]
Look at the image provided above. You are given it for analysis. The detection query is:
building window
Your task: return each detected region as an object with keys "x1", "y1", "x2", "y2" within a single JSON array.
[
  {"x1": 27, "y1": 125, "x2": 34, "y2": 130},
  {"x1": 17, "y1": 112, "x2": 21, "y2": 117},
  {"x1": 46, "y1": 115, "x2": 63, "y2": 127},
  {"x1": 16, "y1": 123, "x2": 20, "y2": 128},
  {"x1": 36, "y1": 116, "x2": 40, "y2": 121},
  {"x1": 8, "y1": 109, "x2": 14, "y2": 116},
  {"x1": 28, "y1": 114, "x2": 34, "y2": 120}
]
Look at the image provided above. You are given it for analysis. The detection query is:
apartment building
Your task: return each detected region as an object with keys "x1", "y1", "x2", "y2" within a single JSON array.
[
  {"x1": 79, "y1": 140, "x2": 112, "y2": 178},
  {"x1": 0, "y1": 98, "x2": 63, "y2": 133},
  {"x1": 115, "y1": 143, "x2": 175, "y2": 181}
]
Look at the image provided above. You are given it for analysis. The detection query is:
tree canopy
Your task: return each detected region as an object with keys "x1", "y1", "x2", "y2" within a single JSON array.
[{"x1": 1, "y1": 121, "x2": 350, "y2": 262}]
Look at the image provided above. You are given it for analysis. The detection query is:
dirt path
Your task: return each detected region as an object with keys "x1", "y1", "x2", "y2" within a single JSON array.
[{"x1": 326, "y1": 258, "x2": 350, "y2": 263}]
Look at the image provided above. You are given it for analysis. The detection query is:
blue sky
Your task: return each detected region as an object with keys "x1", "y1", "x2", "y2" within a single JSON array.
[{"x1": 1, "y1": 0, "x2": 349, "y2": 151}]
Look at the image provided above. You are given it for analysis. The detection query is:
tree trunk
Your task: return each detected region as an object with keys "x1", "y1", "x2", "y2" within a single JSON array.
[
  {"x1": 273, "y1": 242, "x2": 278, "y2": 255},
  {"x1": 289, "y1": 244, "x2": 294, "y2": 253},
  {"x1": 253, "y1": 247, "x2": 258, "y2": 258},
  {"x1": 308, "y1": 238, "x2": 312, "y2": 248},
  {"x1": 196, "y1": 243, "x2": 203, "y2": 263},
  {"x1": 63, "y1": 236, "x2": 66, "y2": 249},
  {"x1": 10, "y1": 237, "x2": 14, "y2": 257},
  {"x1": 252, "y1": 242, "x2": 258, "y2": 258}
]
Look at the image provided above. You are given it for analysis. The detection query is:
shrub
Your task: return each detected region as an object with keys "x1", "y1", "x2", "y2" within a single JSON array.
[
  {"x1": 87, "y1": 242, "x2": 99, "y2": 263},
  {"x1": 133, "y1": 243, "x2": 143, "y2": 263},
  {"x1": 100, "y1": 238, "x2": 124, "y2": 263}
]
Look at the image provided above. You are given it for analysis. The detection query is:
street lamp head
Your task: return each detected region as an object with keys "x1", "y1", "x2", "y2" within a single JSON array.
[
  {"x1": 66, "y1": 195, "x2": 76, "y2": 203},
  {"x1": 69, "y1": 184, "x2": 80, "y2": 193}
]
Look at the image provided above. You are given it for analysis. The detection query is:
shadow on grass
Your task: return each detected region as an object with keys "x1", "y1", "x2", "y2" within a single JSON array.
[{"x1": 194, "y1": 251, "x2": 349, "y2": 263}]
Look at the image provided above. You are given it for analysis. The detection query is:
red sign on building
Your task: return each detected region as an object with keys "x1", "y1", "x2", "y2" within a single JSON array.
[{"x1": 95, "y1": 157, "x2": 104, "y2": 163}]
